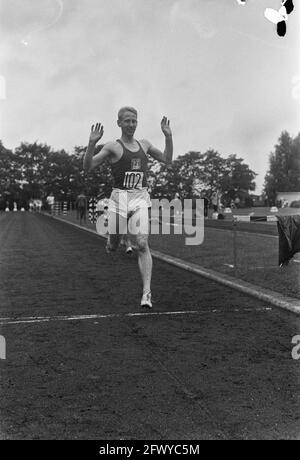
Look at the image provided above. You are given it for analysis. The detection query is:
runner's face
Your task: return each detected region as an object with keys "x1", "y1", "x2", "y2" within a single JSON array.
[{"x1": 118, "y1": 112, "x2": 138, "y2": 137}]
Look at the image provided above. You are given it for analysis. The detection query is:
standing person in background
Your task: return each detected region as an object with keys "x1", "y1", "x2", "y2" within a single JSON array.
[
  {"x1": 47, "y1": 193, "x2": 55, "y2": 214},
  {"x1": 202, "y1": 193, "x2": 209, "y2": 219},
  {"x1": 211, "y1": 191, "x2": 218, "y2": 213},
  {"x1": 235, "y1": 196, "x2": 240, "y2": 209},
  {"x1": 76, "y1": 192, "x2": 87, "y2": 225}
]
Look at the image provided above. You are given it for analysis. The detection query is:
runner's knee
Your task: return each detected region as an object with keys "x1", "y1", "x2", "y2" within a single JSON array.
[{"x1": 136, "y1": 235, "x2": 149, "y2": 252}]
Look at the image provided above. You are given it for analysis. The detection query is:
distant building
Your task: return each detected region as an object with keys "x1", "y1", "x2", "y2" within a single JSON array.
[{"x1": 276, "y1": 192, "x2": 300, "y2": 206}]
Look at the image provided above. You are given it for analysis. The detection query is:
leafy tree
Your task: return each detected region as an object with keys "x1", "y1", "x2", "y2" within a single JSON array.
[
  {"x1": 200, "y1": 150, "x2": 226, "y2": 198},
  {"x1": 153, "y1": 150, "x2": 256, "y2": 205},
  {"x1": 152, "y1": 151, "x2": 205, "y2": 200},
  {"x1": 13, "y1": 142, "x2": 76, "y2": 202},
  {"x1": 171, "y1": 151, "x2": 204, "y2": 199},
  {"x1": 14, "y1": 142, "x2": 51, "y2": 200},
  {"x1": 264, "y1": 131, "x2": 300, "y2": 203},
  {"x1": 0, "y1": 141, "x2": 20, "y2": 208},
  {"x1": 0, "y1": 136, "x2": 259, "y2": 210},
  {"x1": 221, "y1": 155, "x2": 257, "y2": 205}
]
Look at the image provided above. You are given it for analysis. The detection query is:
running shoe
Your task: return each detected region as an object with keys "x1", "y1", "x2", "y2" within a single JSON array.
[
  {"x1": 126, "y1": 246, "x2": 133, "y2": 254},
  {"x1": 141, "y1": 291, "x2": 152, "y2": 309}
]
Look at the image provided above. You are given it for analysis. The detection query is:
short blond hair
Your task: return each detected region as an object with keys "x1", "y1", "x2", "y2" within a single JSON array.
[{"x1": 118, "y1": 106, "x2": 138, "y2": 121}]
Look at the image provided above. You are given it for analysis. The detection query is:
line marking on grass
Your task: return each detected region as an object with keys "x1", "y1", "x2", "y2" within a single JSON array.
[
  {"x1": 43, "y1": 214, "x2": 300, "y2": 316},
  {"x1": 224, "y1": 264, "x2": 278, "y2": 270},
  {"x1": 0, "y1": 307, "x2": 273, "y2": 326},
  {"x1": 151, "y1": 250, "x2": 300, "y2": 315},
  {"x1": 206, "y1": 225, "x2": 278, "y2": 239}
]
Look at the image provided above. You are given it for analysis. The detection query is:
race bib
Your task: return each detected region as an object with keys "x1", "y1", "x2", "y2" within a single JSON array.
[{"x1": 123, "y1": 172, "x2": 144, "y2": 190}]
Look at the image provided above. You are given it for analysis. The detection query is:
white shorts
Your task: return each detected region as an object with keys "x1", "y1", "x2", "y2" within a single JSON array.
[{"x1": 108, "y1": 188, "x2": 151, "y2": 219}]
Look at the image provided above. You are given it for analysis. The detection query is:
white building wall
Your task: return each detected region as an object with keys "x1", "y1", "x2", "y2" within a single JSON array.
[{"x1": 276, "y1": 192, "x2": 300, "y2": 205}]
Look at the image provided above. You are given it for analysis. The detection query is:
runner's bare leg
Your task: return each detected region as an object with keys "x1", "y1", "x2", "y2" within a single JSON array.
[
  {"x1": 135, "y1": 234, "x2": 152, "y2": 293},
  {"x1": 129, "y1": 208, "x2": 152, "y2": 293}
]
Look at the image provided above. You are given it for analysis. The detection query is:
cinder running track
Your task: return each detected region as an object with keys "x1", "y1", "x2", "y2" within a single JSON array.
[{"x1": 0, "y1": 213, "x2": 299, "y2": 439}]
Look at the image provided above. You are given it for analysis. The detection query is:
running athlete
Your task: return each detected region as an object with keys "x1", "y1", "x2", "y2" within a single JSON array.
[{"x1": 83, "y1": 107, "x2": 173, "y2": 308}]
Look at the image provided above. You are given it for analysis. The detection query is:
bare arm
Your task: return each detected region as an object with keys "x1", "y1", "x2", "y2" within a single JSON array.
[
  {"x1": 146, "y1": 117, "x2": 173, "y2": 164},
  {"x1": 83, "y1": 123, "x2": 112, "y2": 172}
]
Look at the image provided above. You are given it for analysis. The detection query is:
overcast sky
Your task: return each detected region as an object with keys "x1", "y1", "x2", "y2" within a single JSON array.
[{"x1": 0, "y1": 0, "x2": 299, "y2": 192}]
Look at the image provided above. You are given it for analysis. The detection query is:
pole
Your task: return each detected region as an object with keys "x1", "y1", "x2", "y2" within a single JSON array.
[{"x1": 233, "y1": 216, "x2": 238, "y2": 276}]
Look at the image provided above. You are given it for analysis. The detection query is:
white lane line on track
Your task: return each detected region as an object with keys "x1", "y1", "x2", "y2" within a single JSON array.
[
  {"x1": 224, "y1": 264, "x2": 278, "y2": 270},
  {"x1": 0, "y1": 307, "x2": 273, "y2": 326}
]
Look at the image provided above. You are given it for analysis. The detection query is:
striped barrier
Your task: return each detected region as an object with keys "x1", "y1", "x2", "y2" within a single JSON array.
[
  {"x1": 88, "y1": 198, "x2": 97, "y2": 224},
  {"x1": 233, "y1": 215, "x2": 277, "y2": 223},
  {"x1": 63, "y1": 202, "x2": 68, "y2": 216},
  {"x1": 53, "y1": 202, "x2": 60, "y2": 216}
]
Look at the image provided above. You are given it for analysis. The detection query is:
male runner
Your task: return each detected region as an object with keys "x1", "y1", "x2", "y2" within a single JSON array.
[{"x1": 83, "y1": 107, "x2": 173, "y2": 308}]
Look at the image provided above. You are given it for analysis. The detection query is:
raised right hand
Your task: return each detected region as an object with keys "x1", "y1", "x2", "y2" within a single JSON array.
[{"x1": 89, "y1": 123, "x2": 104, "y2": 144}]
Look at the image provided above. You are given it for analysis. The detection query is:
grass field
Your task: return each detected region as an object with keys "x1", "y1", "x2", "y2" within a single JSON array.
[
  {"x1": 149, "y1": 231, "x2": 300, "y2": 300},
  {"x1": 60, "y1": 210, "x2": 300, "y2": 301}
]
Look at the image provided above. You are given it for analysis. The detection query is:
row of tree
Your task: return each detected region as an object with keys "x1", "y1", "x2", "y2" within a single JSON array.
[
  {"x1": 0, "y1": 142, "x2": 257, "y2": 209},
  {"x1": 0, "y1": 130, "x2": 299, "y2": 209}
]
